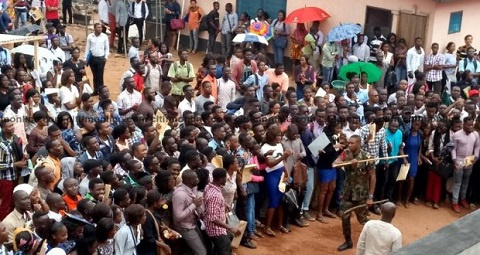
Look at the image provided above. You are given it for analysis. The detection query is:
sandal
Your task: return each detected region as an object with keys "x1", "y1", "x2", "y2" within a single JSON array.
[
  {"x1": 264, "y1": 228, "x2": 276, "y2": 237},
  {"x1": 315, "y1": 217, "x2": 328, "y2": 223},
  {"x1": 254, "y1": 230, "x2": 264, "y2": 238},
  {"x1": 323, "y1": 210, "x2": 336, "y2": 218},
  {"x1": 255, "y1": 220, "x2": 265, "y2": 229},
  {"x1": 279, "y1": 226, "x2": 289, "y2": 233}
]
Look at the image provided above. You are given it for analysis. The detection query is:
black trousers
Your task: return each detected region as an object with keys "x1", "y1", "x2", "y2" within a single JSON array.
[
  {"x1": 374, "y1": 163, "x2": 388, "y2": 200},
  {"x1": 117, "y1": 26, "x2": 127, "y2": 53},
  {"x1": 89, "y1": 56, "x2": 106, "y2": 92},
  {"x1": 210, "y1": 233, "x2": 232, "y2": 255},
  {"x1": 62, "y1": 5, "x2": 73, "y2": 24},
  {"x1": 131, "y1": 18, "x2": 145, "y2": 44}
]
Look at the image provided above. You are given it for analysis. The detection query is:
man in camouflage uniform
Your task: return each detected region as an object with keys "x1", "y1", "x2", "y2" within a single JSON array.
[{"x1": 335, "y1": 135, "x2": 376, "y2": 251}]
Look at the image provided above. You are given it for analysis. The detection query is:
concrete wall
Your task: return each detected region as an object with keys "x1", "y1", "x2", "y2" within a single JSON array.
[
  {"x1": 178, "y1": 0, "x2": 437, "y2": 53},
  {"x1": 431, "y1": 0, "x2": 480, "y2": 53}
]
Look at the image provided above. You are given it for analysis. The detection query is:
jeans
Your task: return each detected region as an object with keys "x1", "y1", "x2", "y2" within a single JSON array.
[
  {"x1": 221, "y1": 32, "x2": 233, "y2": 58},
  {"x1": 15, "y1": 10, "x2": 26, "y2": 28},
  {"x1": 395, "y1": 65, "x2": 407, "y2": 83},
  {"x1": 245, "y1": 193, "x2": 255, "y2": 235},
  {"x1": 302, "y1": 167, "x2": 315, "y2": 211},
  {"x1": 322, "y1": 66, "x2": 334, "y2": 84},
  {"x1": 89, "y1": 56, "x2": 106, "y2": 92},
  {"x1": 273, "y1": 43, "x2": 285, "y2": 65},
  {"x1": 334, "y1": 168, "x2": 346, "y2": 210},
  {"x1": 208, "y1": 31, "x2": 217, "y2": 54},
  {"x1": 189, "y1": 29, "x2": 199, "y2": 52},
  {"x1": 296, "y1": 83, "x2": 305, "y2": 100},
  {"x1": 175, "y1": 227, "x2": 207, "y2": 255},
  {"x1": 452, "y1": 165, "x2": 473, "y2": 204},
  {"x1": 0, "y1": 11, "x2": 10, "y2": 33},
  {"x1": 210, "y1": 233, "x2": 232, "y2": 255}
]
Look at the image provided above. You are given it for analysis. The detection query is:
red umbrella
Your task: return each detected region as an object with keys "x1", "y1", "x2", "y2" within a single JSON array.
[{"x1": 284, "y1": 7, "x2": 330, "y2": 24}]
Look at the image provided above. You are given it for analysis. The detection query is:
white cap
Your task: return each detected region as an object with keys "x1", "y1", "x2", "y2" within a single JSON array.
[
  {"x1": 13, "y1": 184, "x2": 34, "y2": 195},
  {"x1": 45, "y1": 88, "x2": 59, "y2": 96},
  {"x1": 347, "y1": 55, "x2": 358, "y2": 63}
]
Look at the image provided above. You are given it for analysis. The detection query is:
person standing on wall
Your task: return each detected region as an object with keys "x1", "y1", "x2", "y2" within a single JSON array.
[
  {"x1": 85, "y1": 23, "x2": 110, "y2": 95},
  {"x1": 206, "y1": 1, "x2": 220, "y2": 54},
  {"x1": 45, "y1": 0, "x2": 60, "y2": 28},
  {"x1": 220, "y1": 3, "x2": 237, "y2": 59},
  {"x1": 129, "y1": 0, "x2": 149, "y2": 45},
  {"x1": 62, "y1": 0, "x2": 73, "y2": 24},
  {"x1": 115, "y1": 0, "x2": 129, "y2": 54},
  {"x1": 271, "y1": 10, "x2": 289, "y2": 65},
  {"x1": 108, "y1": 0, "x2": 118, "y2": 49},
  {"x1": 164, "y1": 0, "x2": 181, "y2": 52}
]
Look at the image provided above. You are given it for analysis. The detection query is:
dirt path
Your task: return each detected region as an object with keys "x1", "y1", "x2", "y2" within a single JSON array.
[{"x1": 66, "y1": 25, "x2": 471, "y2": 254}]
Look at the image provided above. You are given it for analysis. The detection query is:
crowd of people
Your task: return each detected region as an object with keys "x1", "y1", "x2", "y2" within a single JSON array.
[{"x1": 1, "y1": 1, "x2": 480, "y2": 255}]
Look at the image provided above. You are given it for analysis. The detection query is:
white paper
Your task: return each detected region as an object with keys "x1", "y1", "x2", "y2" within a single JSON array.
[{"x1": 308, "y1": 132, "x2": 331, "y2": 154}]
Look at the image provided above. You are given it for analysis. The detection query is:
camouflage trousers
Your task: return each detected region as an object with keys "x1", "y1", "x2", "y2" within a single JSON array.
[{"x1": 340, "y1": 200, "x2": 368, "y2": 238}]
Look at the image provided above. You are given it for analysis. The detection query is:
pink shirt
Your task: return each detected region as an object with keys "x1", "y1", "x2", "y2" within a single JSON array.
[
  {"x1": 452, "y1": 130, "x2": 480, "y2": 161},
  {"x1": 265, "y1": 69, "x2": 290, "y2": 93}
]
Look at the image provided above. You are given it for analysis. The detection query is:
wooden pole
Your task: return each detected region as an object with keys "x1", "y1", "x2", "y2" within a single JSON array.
[
  {"x1": 343, "y1": 199, "x2": 389, "y2": 215},
  {"x1": 33, "y1": 40, "x2": 39, "y2": 71},
  {"x1": 332, "y1": 155, "x2": 408, "y2": 168}
]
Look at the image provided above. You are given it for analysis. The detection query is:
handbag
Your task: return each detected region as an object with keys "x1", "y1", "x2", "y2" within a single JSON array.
[
  {"x1": 433, "y1": 161, "x2": 454, "y2": 179},
  {"x1": 145, "y1": 210, "x2": 165, "y2": 255},
  {"x1": 226, "y1": 211, "x2": 240, "y2": 227},
  {"x1": 282, "y1": 188, "x2": 299, "y2": 209},
  {"x1": 170, "y1": 18, "x2": 185, "y2": 30},
  {"x1": 292, "y1": 161, "x2": 308, "y2": 189}
]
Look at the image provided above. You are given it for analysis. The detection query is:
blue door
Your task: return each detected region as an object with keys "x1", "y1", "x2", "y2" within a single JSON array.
[{"x1": 236, "y1": 0, "x2": 287, "y2": 22}]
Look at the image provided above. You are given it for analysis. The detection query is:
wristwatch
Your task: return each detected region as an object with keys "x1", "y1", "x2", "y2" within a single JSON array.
[{"x1": 368, "y1": 194, "x2": 374, "y2": 199}]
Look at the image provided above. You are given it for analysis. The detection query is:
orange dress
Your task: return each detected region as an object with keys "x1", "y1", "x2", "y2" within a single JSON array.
[{"x1": 188, "y1": 7, "x2": 203, "y2": 30}]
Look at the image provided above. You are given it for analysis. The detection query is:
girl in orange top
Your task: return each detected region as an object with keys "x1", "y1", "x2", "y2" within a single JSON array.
[{"x1": 187, "y1": 0, "x2": 204, "y2": 54}]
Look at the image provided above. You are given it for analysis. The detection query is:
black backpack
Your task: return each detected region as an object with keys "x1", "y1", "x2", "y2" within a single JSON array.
[{"x1": 199, "y1": 13, "x2": 209, "y2": 31}]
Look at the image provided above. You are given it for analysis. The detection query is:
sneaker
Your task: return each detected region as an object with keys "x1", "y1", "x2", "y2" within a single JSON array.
[
  {"x1": 460, "y1": 199, "x2": 469, "y2": 209},
  {"x1": 241, "y1": 239, "x2": 257, "y2": 249},
  {"x1": 303, "y1": 212, "x2": 315, "y2": 221},
  {"x1": 452, "y1": 203, "x2": 461, "y2": 213}
]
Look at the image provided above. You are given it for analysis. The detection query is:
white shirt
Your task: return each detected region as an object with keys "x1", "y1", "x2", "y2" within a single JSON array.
[
  {"x1": 59, "y1": 85, "x2": 79, "y2": 113},
  {"x1": 98, "y1": 0, "x2": 109, "y2": 23},
  {"x1": 353, "y1": 43, "x2": 370, "y2": 62},
  {"x1": 178, "y1": 98, "x2": 196, "y2": 117},
  {"x1": 313, "y1": 30, "x2": 325, "y2": 54},
  {"x1": 48, "y1": 211, "x2": 62, "y2": 222},
  {"x1": 114, "y1": 224, "x2": 141, "y2": 255},
  {"x1": 383, "y1": 52, "x2": 394, "y2": 66},
  {"x1": 343, "y1": 126, "x2": 361, "y2": 139},
  {"x1": 50, "y1": 46, "x2": 66, "y2": 63},
  {"x1": 128, "y1": 46, "x2": 139, "y2": 60},
  {"x1": 84, "y1": 32, "x2": 110, "y2": 60},
  {"x1": 406, "y1": 46, "x2": 425, "y2": 73},
  {"x1": 153, "y1": 94, "x2": 165, "y2": 109},
  {"x1": 119, "y1": 68, "x2": 135, "y2": 91},
  {"x1": 356, "y1": 220, "x2": 402, "y2": 255},
  {"x1": 217, "y1": 78, "x2": 236, "y2": 111},
  {"x1": 131, "y1": 1, "x2": 149, "y2": 19},
  {"x1": 145, "y1": 63, "x2": 162, "y2": 94},
  {"x1": 117, "y1": 89, "x2": 142, "y2": 118}
]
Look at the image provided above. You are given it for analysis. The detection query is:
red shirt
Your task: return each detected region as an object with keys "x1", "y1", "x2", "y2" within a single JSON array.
[
  {"x1": 45, "y1": 0, "x2": 59, "y2": 20},
  {"x1": 133, "y1": 73, "x2": 144, "y2": 92}
]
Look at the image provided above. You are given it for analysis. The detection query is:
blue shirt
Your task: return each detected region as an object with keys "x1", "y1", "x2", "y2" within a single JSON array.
[
  {"x1": 243, "y1": 73, "x2": 269, "y2": 100},
  {"x1": 386, "y1": 129, "x2": 403, "y2": 163},
  {"x1": 208, "y1": 139, "x2": 225, "y2": 151}
]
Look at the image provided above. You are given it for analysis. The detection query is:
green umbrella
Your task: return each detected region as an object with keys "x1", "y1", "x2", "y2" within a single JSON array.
[{"x1": 338, "y1": 62, "x2": 383, "y2": 83}]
